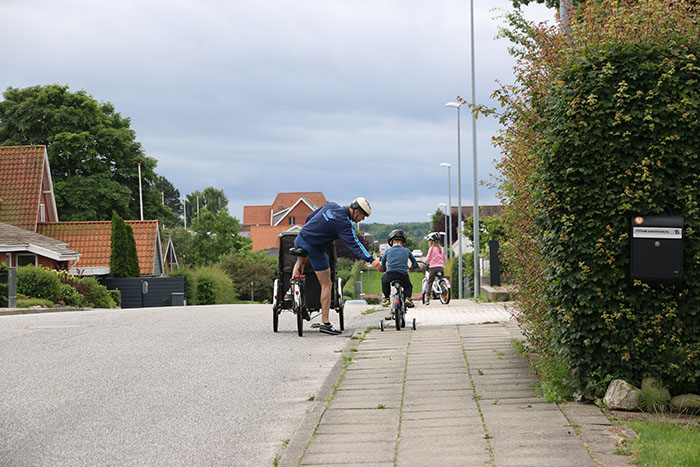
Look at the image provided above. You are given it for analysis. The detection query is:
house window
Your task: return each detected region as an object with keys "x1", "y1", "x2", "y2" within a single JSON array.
[
  {"x1": 289, "y1": 217, "x2": 296, "y2": 225},
  {"x1": 17, "y1": 254, "x2": 37, "y2": 267},
  {"x1": 40, "y1": 203, "x2": 46, "y2": 222}
]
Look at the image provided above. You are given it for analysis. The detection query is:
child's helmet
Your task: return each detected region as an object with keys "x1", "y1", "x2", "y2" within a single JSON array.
[
  {"x1": 388, "y1": 229, "x2": 406, "y2": 246},
  {"x1": 350, "y1": 197, "x2": 372, "y2": 216},
  {"x1": 427, "y1": 232, "x2": 442, "y2": 242}
]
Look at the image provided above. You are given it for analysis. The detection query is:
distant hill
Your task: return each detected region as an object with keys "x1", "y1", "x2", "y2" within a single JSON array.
[{"x1": 360, "y1": 222, "x2": 431, "y2": 243}]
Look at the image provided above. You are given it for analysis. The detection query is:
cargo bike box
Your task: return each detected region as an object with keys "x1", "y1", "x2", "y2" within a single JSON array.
[{"x1": 271, "y1": 231, "x2": 345, "y2": 336}]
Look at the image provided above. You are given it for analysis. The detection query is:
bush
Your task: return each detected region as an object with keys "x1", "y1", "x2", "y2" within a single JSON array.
[
  {"x1": 195, "y1": 266, "x2": 236, "y2": 305},
  {"x1": 196, "y1": 272, "x2": 216, "y2": 305},
  {"x1": 447, "y1": 253, "x2": 474, "y2": 297},
  {"x1": 78, "y1": 276, "x2": 116, "y2": 308},
  {"x1": 59, "y1": 283, "x2": 85, "y2": 307},
  {"x1": 219, "y1": 251, "x2": 275, "y2": 302},
  {"x1": 494, "y1": 0, "x2": 700, "y2": 396},
  {"x1": 342, "y1": 261, "x2": 364, "y2": 299},
  {"x1": 108, "y1": 289, "x2": 121, "y2": 307},
  {"x1": 17, "y1": 297, "x2": 53, "y2": 308},
  {"x1": 169, "y1": 267, "x2": 197, "y2": 305},
  {"x1": 16, "y1": 265, "x2": 61, "y2": 302}
]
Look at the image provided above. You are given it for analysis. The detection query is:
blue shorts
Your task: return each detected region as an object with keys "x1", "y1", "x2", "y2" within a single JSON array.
[{"x1": 294, "y1": 234, "x2": 330, "y2": 271}]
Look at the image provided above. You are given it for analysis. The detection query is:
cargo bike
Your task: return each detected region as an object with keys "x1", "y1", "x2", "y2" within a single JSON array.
[{"x1": 271, "y1": 231, "x2": 345, "y2": 336}]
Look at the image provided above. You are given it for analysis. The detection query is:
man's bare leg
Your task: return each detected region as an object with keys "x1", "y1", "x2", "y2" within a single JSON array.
[{"x1": 316, "y1": 268, "x2": 332, "y2": 323}]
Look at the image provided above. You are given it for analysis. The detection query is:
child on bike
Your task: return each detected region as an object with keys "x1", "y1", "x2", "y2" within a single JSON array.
[
  {"x1": 424, "y1": 232, "x2": 446, "y2": 305},
  {"x1": 381, "y1": 229, "x2": 418, "y2": 308}
]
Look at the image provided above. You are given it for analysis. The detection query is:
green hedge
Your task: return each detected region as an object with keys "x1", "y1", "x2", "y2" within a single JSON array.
[
  {"x1": 194, "y1": 266, "x2": 237, "y2": 305},
  {"x1": 538, "y1": 43, "x2": 700, "y2": 395},
  {"x1": 168, "y1": 268, "x2": 197, "y2": 305}
]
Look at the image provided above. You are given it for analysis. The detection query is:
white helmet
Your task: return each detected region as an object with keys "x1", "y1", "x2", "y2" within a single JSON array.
[{"x1": 350, "y1": 197, "x2": 372, "y2": 216}]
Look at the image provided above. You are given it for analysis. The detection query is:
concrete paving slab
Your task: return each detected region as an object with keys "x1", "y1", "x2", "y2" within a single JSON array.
[{"x1": 280, "y1": 319, "x2": 623, "y2": 467}]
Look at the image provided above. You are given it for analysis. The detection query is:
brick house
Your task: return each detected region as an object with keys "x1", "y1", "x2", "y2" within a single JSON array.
[
  {"x1": 243, "y1": 192, "x2": 327, "y2": 253},
  {"x1": 0, "y1": 145, "x2": 166, "y2": 276}
]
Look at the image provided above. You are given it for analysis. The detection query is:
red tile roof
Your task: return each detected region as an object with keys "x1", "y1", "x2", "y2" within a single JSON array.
[
  {"x1": 38, "y1": 220, "x2": 160, "y2": 275},
  {"x1": 0, "y1": 145, "x2": 58, "y2": 231},
  {"x1": 271, "y1": 192, "x2": 326, "y2": 212}
]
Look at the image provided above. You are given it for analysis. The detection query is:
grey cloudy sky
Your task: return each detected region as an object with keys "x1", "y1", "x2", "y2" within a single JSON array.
[{"x1": 1, "y1": 0, "x2": 554, "y2": 224}]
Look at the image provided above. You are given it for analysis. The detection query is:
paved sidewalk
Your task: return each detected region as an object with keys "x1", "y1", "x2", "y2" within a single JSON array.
[{"x1": 280, "y1": 303, "x2": 632, "y2": 466}]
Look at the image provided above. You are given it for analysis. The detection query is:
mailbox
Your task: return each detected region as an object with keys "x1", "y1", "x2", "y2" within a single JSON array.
[{"x1": 630, "y1": 215, "x2": 683, "y2": 285}]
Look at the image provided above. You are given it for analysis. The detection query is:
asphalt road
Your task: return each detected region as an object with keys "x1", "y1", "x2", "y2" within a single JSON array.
[{"x1": 0, "y1": 303, "x2": 376, "y2": 466}]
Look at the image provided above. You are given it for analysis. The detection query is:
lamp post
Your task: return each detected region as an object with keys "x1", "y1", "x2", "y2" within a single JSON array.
[
  {"x1": 439, "y1": 162, "x2": 452, "y2": 259},
  {"x1": 438, "y1": 203, "x2": 448, "y2": 254},
  {"x1": 469, "y1": 0, "x2": 480, "y2": 298},
  {"x1": 445, "y1": 101, "x2": 463, "y2": 299}
]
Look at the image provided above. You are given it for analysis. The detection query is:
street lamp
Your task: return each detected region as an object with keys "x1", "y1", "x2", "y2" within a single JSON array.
[
  {"x1": 469, "y1": 0, "x2": 480, "y2": 298},
  {"x1": 445, "y1": 101, "x2": 464, "y2": 299},
  {"x1": 438, "y1": 203, "x2": 448, "y2": 254},
  {"x1": 439, "y1": 162, "x2": 452, "y2": 259}
]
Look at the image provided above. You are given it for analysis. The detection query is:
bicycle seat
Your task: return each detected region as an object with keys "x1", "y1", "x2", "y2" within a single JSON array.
[{"x1": 289, "y1": 247, "x2": 308, "y2": 257}]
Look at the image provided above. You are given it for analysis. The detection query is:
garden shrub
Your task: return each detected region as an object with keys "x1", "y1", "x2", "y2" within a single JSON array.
[
  {"x1": 342, "y1": 261, "x2": 364, "y2": 299},
  {"x1": 196, "y1": 272, "x2": 216, "y2": 305},
  {"x1": 108, "y1": 289, "x2": 121, "y2": 307},
  {"x1": 219, "y1": 250, "x2": 275, "y2": 302},
  {"x1": 495, "y1": 0, "x2": 700, "y2": 395},
  {"x1": 78, "y1": 276, "x2": 116, "y2": 308},
  {"x1": 17, "y1": 297, "x2": 53, "y2": 308},
  {"x1": 195, "y1": 266, "x2": 236, "y2": 305},
  {"x1": 59, "y1": 283, "x2": 85, "y2": 307},
  {"x1": 16, "y1": 265, "x2": 61, "y2": 302}
]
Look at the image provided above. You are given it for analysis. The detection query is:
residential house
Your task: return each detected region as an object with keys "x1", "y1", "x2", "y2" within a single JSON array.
[
  {"x1": 243, "y1": 192, "x2": 327, "y2": 253},
  {"x1": 1, "y1": 145, "x2": 167, "y2": 276},
  {"x1": 38, "y1": 221, "x2": 164, "y2": 276},
  {"x1": 0, "y1": 220, "x2": 80, "y2": 269}
]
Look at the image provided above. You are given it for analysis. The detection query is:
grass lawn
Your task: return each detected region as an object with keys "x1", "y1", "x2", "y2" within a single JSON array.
[
  {"x1": 622, "y1": 421, "x2": 700, "y2": 466},
  {"x1": 359, "y1": 270, "x2": 424, "y2": 297}
]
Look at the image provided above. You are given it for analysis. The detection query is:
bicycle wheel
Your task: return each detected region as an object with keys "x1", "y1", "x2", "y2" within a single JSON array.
[
  {"x1": 421, "y1": 292, "x2": 428, "y2": 304},
  {"x1": 272, "y1": 279, "x2": 280, "y2": 332},
  {"x1": 294, "y1": 282, "x2": 304, "y2": 337},
  {"x1": 439, "y1": 280, "x2": 450, "y2": 304}
]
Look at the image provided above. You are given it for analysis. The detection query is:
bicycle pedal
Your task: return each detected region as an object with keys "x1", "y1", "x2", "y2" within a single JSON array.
[{"x1": 311, "y1": 323, "x2": 321, "y2": 328}]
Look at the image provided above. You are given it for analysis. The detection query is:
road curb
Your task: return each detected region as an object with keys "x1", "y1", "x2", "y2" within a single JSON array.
[{"x1": 279, "y1": 328, "x2": 366, "y2": 467}]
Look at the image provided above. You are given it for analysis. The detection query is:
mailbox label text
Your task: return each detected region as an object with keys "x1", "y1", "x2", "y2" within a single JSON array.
[{"x1": 633, "y1": 227, "x2": 682, "y2": 239}]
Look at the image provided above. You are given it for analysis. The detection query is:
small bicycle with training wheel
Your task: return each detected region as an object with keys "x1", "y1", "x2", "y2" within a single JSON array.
[
  {"x1": 419, "y1": 260, "x2": 451, "y2": 305},
  {"x1": 271, "y1": 232, "x2": 344, "y2": 336},
  {"x1": 380, "y1": 278, "x2": 416, "y2": 332}
]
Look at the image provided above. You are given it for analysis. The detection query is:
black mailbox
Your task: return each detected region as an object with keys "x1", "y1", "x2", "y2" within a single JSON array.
[{"x1": 630, "y1": 215, "x2": 683, "y2": 285}]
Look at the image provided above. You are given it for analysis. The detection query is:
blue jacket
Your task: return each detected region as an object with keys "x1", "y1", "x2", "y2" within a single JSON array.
[
  {"x1": 299, "y1": 202, "x2": 374, "y2": 262},
  {"x1": 381, "y1": 245, "x2": 417, "y2": 274}
]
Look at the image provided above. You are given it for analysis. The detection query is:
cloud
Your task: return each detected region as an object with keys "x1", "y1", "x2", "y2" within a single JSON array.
[{"x1": 1, "y1": 0, "x2": 554, "y2": 224}]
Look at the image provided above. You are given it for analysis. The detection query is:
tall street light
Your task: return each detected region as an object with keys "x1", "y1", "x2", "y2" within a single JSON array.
[
  {"x1": 445, "y1": 101, "x2": 463, "y2": 299},
  {"x1": 469, "y1": 0, "x2": 480, "y2": 298},
  {"x1": 438, "y1": 202, "x2": 448, "y2": 254},
  {"x1": 439, "y1": 162, "x2": 452, "y2": 259}
]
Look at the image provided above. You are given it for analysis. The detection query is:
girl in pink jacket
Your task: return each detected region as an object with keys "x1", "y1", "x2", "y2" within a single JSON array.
[{"x1": 424, "y1": 237, "x2": 446, "y2": 305}]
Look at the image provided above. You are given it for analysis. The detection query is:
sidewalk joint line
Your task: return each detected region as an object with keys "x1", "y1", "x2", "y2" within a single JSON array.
[
  {"x1": 294, "y1": 327, "x2": 369, "y2": 466},
  {"x1": 461, "y1": 324, "x2": 496, "y2": 467},
  {"x1": 393, "y1": 328, "x2": 413, "y2": 466}
]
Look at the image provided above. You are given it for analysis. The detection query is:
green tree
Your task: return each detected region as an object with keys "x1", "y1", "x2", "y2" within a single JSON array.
[
  {"x1": 186, "y1": 208, "x2": 250, "y2": 266},
  {"x1": 185, "y1": 187, "x2": 228, "y2": 221},
  {"x1": 219, "y1": 250, "x2": 276, "y2": 302},
  {"x1": 154, "y1": 175, "x2": 182, "y2": 227},
  {"x1": 110, "y1": 212, "x2": 140, "y2": 277},
  {"x1": 0, "y1": 84, "x2": 176, "y2": 223},
  {"x1": 124, "y1": 224, "x2": 141, "y2": 277},
  {"x1": 110, "y1": 212, "x2": 130, "y2": 277}
]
